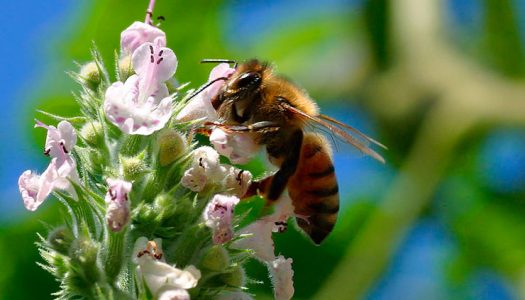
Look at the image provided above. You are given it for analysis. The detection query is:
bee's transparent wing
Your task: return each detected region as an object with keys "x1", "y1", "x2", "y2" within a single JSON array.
[{"x1": 282, "y1": 103, "x2": 386, "y2": 163}]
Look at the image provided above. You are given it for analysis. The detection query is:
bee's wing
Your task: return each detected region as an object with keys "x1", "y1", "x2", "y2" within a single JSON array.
[
  {"x1": 282, "y1": 103, "x2": 386, "y2": 163},
  {"x1": 317, "y1": 114, "x2": 388, "y2": 150}
]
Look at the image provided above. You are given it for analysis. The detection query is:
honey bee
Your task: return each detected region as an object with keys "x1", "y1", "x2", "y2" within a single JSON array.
[{"x1": 198, "y1": 59, "x2": 385, "y2": 244}]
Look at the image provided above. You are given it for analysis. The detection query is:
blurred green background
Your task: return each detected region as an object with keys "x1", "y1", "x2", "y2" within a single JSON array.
[{"x1": 2, "y1": 0, "x2": 525, "y2": 299}]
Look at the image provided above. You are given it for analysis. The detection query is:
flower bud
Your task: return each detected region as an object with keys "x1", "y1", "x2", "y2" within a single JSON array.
[
  {"x1": 105, "y1": 178, "x2": 132, "y2": 232},
  {"x1": 47, "y1": 226, "x2": 73, "y2": 255},
  {"x1": 80, "y1": 121, "x2": 103, "y2": 147},
  {"x1": 158, "y1": 129, "x2": 187, "y2": 166},
  {"x1": 200, "y1": 245, "x2": 230, "y2": 272},
  {"x1": 118, "y1": 55, "x2": 133, "y2": 81},
  {"x1": 79, "y1": 61, "x2": 101, "y2": 90},
  {"x1": 121, "y1": 153, "x2": 147, "y2": 181},
  {"x1": 69, "y1": 237, "x2": 100, "y2": 282},
  {"x1": 221, "y1": 265, "x2": 246, "y2": 287}
]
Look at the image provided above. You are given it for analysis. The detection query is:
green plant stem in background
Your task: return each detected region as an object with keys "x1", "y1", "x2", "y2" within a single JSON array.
[{"x1": 316, "y1": 0, "x2": 525, "y2": 298}]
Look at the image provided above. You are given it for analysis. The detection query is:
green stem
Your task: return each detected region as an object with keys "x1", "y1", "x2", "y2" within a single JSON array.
[{"x1": 104, "y1": 229, "x2": 127, "y2": 283}]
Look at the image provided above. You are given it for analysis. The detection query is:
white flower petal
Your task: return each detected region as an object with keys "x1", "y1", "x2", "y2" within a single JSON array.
[
  {"x1": 175, "y1": 92, "x2": 218, "y2": 123},
  {"x1": 181, "y1": 167, "x2": 207, "y2": 192},
  {"x1": 133, "y1": 41, "x2": 177, "y2": 97},
  {"x1": 120, "y1": 21, "x2": 166, "y2": 55},
  {"x1": 104, "y1": 76, "x2": 173, "y2": 135},
  {"x1": 57, "y1": 120, "x2": 77, "y2": 152},
  {"x1": 175, "y1": 63, "x2": 234, "y2": 123},
  {"x1": 157, "y1": 288, "x2": 190, "y2": 300},
  {"x1": 210, "y1": 128, "x2": 260, "y2": 164}
]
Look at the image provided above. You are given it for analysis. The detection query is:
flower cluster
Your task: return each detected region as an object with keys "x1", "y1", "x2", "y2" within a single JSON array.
[{"x1": 19, "y1": 2, "x2": 297, "y2": 299}]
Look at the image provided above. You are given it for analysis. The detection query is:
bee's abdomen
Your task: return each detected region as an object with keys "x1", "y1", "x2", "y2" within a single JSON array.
[{"x1": 288, "y1": 133, "x2": 339, "y2": 245}]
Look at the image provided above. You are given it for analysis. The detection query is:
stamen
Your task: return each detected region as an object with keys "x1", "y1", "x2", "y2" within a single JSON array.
[
  {"x1": 60, "y1": 142, "x2": 68, "y2": 153},
  {"x1": 158, "y1": 50, "x2": 164, "y2": 56},
  {"x1": 150, "y1": 55, "x2": 154, "y2": 63},
  {"x1": 156, "y1": 57, "x2": 164, "y2": 64},
  {"x1": 199, "y1": 157, "x2": 204, "y2": 168},
  {"x1": 109, "y1": 188, "x2": 116, "y2": 200},
  {"x1": 43, "y1": 148, "x2": 50, "y2": 156},
  {"x1": 149, "y1": 45, "x2": 154, "y2": 54}
]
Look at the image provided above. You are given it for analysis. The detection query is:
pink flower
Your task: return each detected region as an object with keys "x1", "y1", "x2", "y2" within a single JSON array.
[
  {"x1": 19, "y1": 121, "x2": 79, "y2": 211},
  {"x1": 210, "y1": 128, "x2": 260, "y2": 164},
  {"x1": 181, "y1": 147, "x2": 253, "y2": 197},
  {"x1": 180, "y1": 167, "x2": 207, "y2": 192},
  {"x1": 120, "y1": 21, "x2": 166, "y2": 55},
  {"x1": 105, "y1": 178, "x2": 132, "y2": 231},
  {"x1": 203, "y1": 194, "x2": 240, "y2": 244},
  {"x1": 36, "y1": 120, "x2": 77, "y2": 160},
  {"x1": 222, "y1": 166, "x2": 252, "y2": 198},
  {"x1": 233, "y1": 195, "x2": 294, "y2": 261},
  {"x1": 268, "y1": 255, "x2": 295, "y2": 300},
  {"x1": 176, "y1": 63, "x2": 235, "y2": 122},
  {"x1": 133, "y1": 237, "x2": 201, "y2": 297},
  {"x1": 104, "y1": 38, "x2": 177, "y2": 135}
]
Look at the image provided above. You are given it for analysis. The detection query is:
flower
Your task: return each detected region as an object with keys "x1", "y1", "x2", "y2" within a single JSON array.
[
  {"x1": 181, "y1": 146, "x2": 222, "y2": 192},
  {"x1": 105, "y1": 178, "x2": 132, "y2": 231},
  {"x1": 19, "y1": 121, "x2": 79, "y2": 211},
  {"x1": 36, "y1": 120, "x2": 77, "y2": 160},
  {"x1": 268, "y1": 255, "x2": 295, "y2": 300},
  {"x1": 210, "y1": 128, "x2": 260, "y2": 164},
  {"x1": 104, "y1": 38, "x2": 177, "y2": 135},
  {"x1": 19, "y1": 166, "x2": 56, "y2": 211},
  {"x1": 133, "y1": 237, "x2": 201, "y2": 297},
  {"x1": 181, "y1": 146, "x2": 253, "y2": 197},
  {"x1": 203, "y1": 194, "x2": 240, "y2": 244},
  {"x1": 176, "y1": 63, "x2": 235, "y2": 122},
  {"x1": 233, "y1": 195, "x2": 294, "y2": 262},
  {"x1": 222, "y1": 166, "x2": 252, "y2": 198},
  {"x1": 120, "y1": 21, "x2": 166, "y2": 55},
  {"x1": 180, "y1": 167, "x2": 207, "y2": 192}
]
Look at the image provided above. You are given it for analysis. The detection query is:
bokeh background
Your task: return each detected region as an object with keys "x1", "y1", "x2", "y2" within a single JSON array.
[{"x1": 2, "y1": 0, "x2": 525, "y2": 299}]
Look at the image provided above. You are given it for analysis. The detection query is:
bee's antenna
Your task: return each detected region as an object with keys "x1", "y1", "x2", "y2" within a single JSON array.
[
  {"x1": 201, "y1": 59, "x2": 238, "y2": 68},
  {"x1": 186, "y1": 77, "x2": 229, "y2": 101}
]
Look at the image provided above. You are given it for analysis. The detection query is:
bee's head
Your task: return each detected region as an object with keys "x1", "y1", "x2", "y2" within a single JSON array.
[
  {"x1": 226, "y1": 59, "x2": 268, "y2": 95},
  {"x1": 214, "y1": 59, "x2": 270, "y2": 121}
]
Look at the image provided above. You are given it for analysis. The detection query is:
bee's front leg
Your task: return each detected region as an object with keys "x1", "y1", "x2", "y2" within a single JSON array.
[{"x1": 203, "y1": 121, "x2": 280, "y2": 134}]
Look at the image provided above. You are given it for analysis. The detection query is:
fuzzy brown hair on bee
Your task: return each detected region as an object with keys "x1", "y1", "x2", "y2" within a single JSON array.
[{"x1": 201, "y1": 58, "x2": 385, "y2": 245}]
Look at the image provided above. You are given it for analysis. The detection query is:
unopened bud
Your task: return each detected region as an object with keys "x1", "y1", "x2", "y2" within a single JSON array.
[
  {"x1": 47, "y1": 226, "x2": 73, "y2": 255},
  {"x1": 158, "y1": 129, "x2": 187, "y2": 166},
  {"x1": 221, "y1": 265, "x2": 246, "y2": 287},
  {"x1": 153, "y1": 194, "x2": 175, "y2": 219},
  {"x1": 118, "y1": 55, "x2": 133, "y2": 81},
  {"x1": 79, "y1": 61, "x2": 101, "y2": 90},
  {"x1": 121, "y1": 153, "x2": 147, "y2": 181},
  {"x1": 200, "y1": 245, "x2": 230, "y2": 272},
  {"x1": 69, "y1": 237, "x2": 100, "y2": 282},
  {"x1": 80, "y1": 121, "x2": 103, "y2": 147}
]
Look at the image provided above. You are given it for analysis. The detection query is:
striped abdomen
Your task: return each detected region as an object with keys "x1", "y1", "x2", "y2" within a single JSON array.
[{"x1": 287, "y1": 133, "x2": 339, "y2": 245}]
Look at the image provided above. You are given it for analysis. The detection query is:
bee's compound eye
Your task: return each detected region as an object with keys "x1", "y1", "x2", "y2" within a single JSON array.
[{"x1": 236, "y1": 72, "x2": 261, "y2": 89}]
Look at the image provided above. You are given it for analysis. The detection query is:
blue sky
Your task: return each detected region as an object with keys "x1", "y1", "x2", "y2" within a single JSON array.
[{"x1": 0, "y1": 1, "x2": 82, "y2": 219}]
